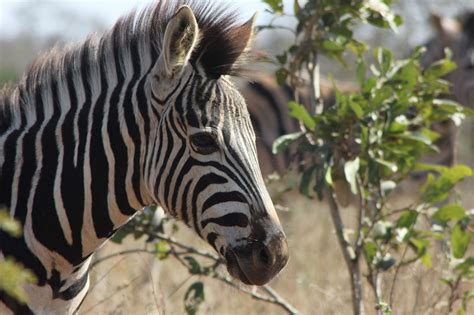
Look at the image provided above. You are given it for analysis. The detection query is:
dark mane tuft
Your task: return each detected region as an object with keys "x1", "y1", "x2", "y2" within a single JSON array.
[{"x1": 188, "y1": 2, "x2": 253, "y2": 78}]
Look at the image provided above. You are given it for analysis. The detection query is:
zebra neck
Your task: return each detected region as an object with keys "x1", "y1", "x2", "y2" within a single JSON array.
[{"x1": 0, "y1": 49, "x2": 159, "y2": 274}]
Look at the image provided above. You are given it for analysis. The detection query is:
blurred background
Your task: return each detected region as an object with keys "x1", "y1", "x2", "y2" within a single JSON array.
[
  {"x1": 1, "y1": 0, "x2": 473, "y2": 314},
  {"x1": 1, "y1": 0, "x2": 474, "y2": 85}
]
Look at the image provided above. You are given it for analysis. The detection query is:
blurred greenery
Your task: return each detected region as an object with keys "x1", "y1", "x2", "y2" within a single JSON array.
[
  {"x1": 0, "y1": 209, "x2": 36, "y2": 303},
  {"x1": 266, "y1": 0, "x2": 474, "y2": 313},
  {"x1": 0, "y1": 68, "x2": 19, "y2": 87}
]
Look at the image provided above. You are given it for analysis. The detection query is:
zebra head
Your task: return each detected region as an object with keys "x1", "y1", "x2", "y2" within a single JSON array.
[{"x1": 146, "y1": 5, "x2": 289, "y2": 285}]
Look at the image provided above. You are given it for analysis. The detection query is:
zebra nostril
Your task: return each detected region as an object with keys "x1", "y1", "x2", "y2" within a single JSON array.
[
  {"x1": 227, "y1": 234, "x2": 289, "y2": 285},
  {"x1": 253, "y1": 242, "x2": 274, "y2": 267},
  {"x1": 258, "y1": 246, "x2": 271, "y2": 266}
]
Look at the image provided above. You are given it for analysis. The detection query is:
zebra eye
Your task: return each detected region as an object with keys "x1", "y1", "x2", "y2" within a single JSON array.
[{"x1": 190, "y1": 132, "x2": 219, "y2": 154}]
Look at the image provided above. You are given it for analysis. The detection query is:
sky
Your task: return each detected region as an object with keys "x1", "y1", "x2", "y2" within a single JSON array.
[{"x1": 0, "y1": 0, "x2": 271, "y2": 40}]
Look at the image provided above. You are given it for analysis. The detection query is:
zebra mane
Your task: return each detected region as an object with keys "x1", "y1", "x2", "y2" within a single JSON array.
[{"x1": 0, "y1": 0, "x2": 254, "y2": 133}]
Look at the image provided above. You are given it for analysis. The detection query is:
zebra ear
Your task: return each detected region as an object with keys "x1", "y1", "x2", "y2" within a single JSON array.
[
  {"x1": 225, "y1": 13, "x2": 257, "y2": 70},
  {"x1": 238, "y1": 13, "x2": 257, "y2": 55},
  {"x1": 159, "y1": 5, "x2": 200, "y2": 77}
]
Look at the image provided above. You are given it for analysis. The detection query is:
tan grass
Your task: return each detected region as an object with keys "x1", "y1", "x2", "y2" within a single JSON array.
[{"x1": 80, "y1": 135, "x2": 474, "y2": 315}]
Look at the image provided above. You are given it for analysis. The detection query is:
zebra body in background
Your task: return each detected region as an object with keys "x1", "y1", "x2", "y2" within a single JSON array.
[
  {"x1": 238, "y1": 74, "x2": 354, "y2": 177},
  {"x1": 0, "y1": 2, "x2": 289, "y2": 314},
  {"x1": 420, "y1": 12, "x2": 474, "y2": 167}
]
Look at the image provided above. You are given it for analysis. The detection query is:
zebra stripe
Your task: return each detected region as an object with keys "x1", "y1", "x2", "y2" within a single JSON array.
[{"x1": 0, "y1": 2, "x2": 289, "y2": 314}]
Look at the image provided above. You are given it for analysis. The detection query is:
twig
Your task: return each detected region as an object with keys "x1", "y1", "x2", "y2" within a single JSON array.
[
  {"x1": 90, "y1": 248, "x2": 156, "y2": 270},
  {"x1": 212, "y1": 274, "x2": 299, "y2": 315},
  {"x1": 389, "y1": 244, "x2": 409, "y2": 306},
  {"x1": 80, "y1": 274, "x2": 143, "y2": 314},
  {"x1": 90, "y1": 231, "x2": 299, "y2": 315},
  {"x1": 262, "y1": 285, "x2": 300, "y2": 315},
  {"x1": 367, "y1": 265, "x2": 383, "y2": 315},
  {"x1": 325, "y1": 186, "x2": 365, "y2": 315},
  {"x1": 355, "y1": 179, "x2": 366, "y2": 257}
]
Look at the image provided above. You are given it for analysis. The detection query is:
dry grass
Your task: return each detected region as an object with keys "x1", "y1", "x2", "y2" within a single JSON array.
[
  {"x1": 80, "y1": 190, "x2": 473, "y2": 315},
  {"x1": 80, "y1": 130, "x2": 474, "y2": 315}
]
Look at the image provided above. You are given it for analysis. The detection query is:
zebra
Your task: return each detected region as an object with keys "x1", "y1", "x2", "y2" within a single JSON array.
[{"x1": 0, "y1": 1, "x2": 289, "y2": 314}]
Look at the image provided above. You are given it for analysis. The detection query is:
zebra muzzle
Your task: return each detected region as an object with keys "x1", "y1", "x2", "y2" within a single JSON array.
[{"x1": 225, "y1": 233, "x2": 289, "y2": 285}]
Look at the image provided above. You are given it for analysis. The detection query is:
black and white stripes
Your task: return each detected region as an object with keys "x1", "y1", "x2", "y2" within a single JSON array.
[{"x1": 0, "y1": 2, "x2": 288, "y2": 314}]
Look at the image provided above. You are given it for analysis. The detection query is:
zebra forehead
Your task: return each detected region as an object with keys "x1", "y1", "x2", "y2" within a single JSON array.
[{"x1": 182, "y1": 78, "x2": 250, "y2": 127}]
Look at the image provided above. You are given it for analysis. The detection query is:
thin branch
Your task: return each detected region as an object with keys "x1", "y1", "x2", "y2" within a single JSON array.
[
  {"x1": 366, "y1": 265, "x2": 383, "y2": 315},
  {"x1": 90, "y1": 248, "x2": 155, "y2": 270},
  {"x1": 212, "y1": 274, "x2": 299, "y2": 315},
  {"x1": 80, "y1": 274, "x2": 143, "y2": 314},
  {"x1": 355, "y1": 178, "x2": 366, "y2": 257},
  {"x1": 307, "y1": 55, "x2": 323, "y2": 115},
  {"x1": 389, "y1": 244, "x2": 409, "y2": 305},
  {"x1": 90, "y1": 231, "x2": 299, "y2": 315},
  {"x1": 262, "y1": 285, "x2": 300, "y2": 315},
  {"x1": 325, "y1": 187, "x2": 365, "y2": 315}
]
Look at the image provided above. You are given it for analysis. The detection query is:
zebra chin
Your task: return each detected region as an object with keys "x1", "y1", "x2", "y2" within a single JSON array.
[{"x1": 224, "y1": 232, "x2": 289, "y2": 286}]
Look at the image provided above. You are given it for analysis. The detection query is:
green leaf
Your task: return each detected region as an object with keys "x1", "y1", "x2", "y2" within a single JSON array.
[
  {"x1": 396, "y1": 210, "x2": 418, "y2": 228},
  {"x1": 184, "y1": 281, "x2": 205, "y2": 315},
  {"x1": 396, "y1": 60, "x2": 419, "y2": 87},
  {"x1": 374, "y1": 158, "x2": 398, "y2": 172},
  {"x1": 322, "y1": 39, "x2": 345, "y2": 52},
  {"x1": 381, "y1": 180, "x2": 396, "y2": 196},
  {"x1": 463, "y1": 289, "x2": 474, "y2": 302},
  {"x1": 356, "y1": 59, "x2": 366, "y2": 86},
  {"x1": 288, "y1": 101, "x2": 316, "y2": 130},
  {"x1": 410, "y1": 238, "x2": 429, "y2": 256},
  {"x1": 0, "y1": 258, "x2": 37, "y2": 303},
  {"x1": 184, "y1": 256, "x2": 202, "y2": 274},
  {"x1": 272, "y1": 131, "x2": 304, "y2": 154},
  {"x1": 433, "y1": 99, "x2": 465, "y2": 113},
  {"x1": 275, "y1": 67, "x2": 288, "y2": 85},
  {"x1": 293, "y1": 0, "x2": 300, "y2": 15},
  {"x1": 363, "y1": 241, "x2": 377, "y2": 263},
  {"x1": 440, "y1": 277, "x2": 453, "y2": 287},
  {"x1": 414, "y1": 163, "x2": 447, "y2": 174},
  {"x1": 372, "y1": 221, "x2": 392, "y2": 240},
  {"x1": 349, "y1": 100, "x2": 364, "y2": 119},
  {"x1": 262, "y1": 0, "x2": 283, "y2": 13},
  {"x1": 155, "y1": 241, "x2": 171, "y2": 260},
  {"x1": 0, "y1": 210, "x2": 22, "y2": 237},
  {"x1": 432, "y1": 204, "x2": 466, "y2": 223},
  {"x1": 422, "y1": 165, "x2": 472, "y2": 203},
  {"x1": 451, "y1": 223, "x2": 472, "y2": 259},
  {"x1": 375, "y1": 47, "x2": 392, "y2": 74},
  {"x1": 276, "y1": 52, "x2": 287, "y2": 65},
  {"x1": 375, "y1": 254, "x2": 396, "y2": 271},
  {"x1": 421, "y1": 252, "x2": 432, "y2": 268},
  {"x1": 344, "y1": 157, "x2": 360, "y2": 194},
  {"x1": 424, "y1": 57, "x2": 457, "y2": 79},
  {"x1": 455, "y1": 256, "x2": 474, "y2": 273},
  {"x1": 110, "y1": 228, "x2": 129, "y2": 244},
  {"x1": 397, "y1": 132, "x2": 433, "y2": 146},
  {"x1": 300, "y1": 165, "x2": 318, "y2": 198},
  {"x1": 325, "y1": 166, "x2": 333, "y2": 185}
]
